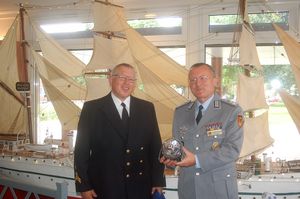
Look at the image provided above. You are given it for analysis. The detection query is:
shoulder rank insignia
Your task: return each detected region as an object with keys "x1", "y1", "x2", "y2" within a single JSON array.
[
  {"x1": 214, "y1": 100, "x2": 221, "y2": 109},
  {"x1": 237, "y1": 114, "x2": 244, "y2": 128}
]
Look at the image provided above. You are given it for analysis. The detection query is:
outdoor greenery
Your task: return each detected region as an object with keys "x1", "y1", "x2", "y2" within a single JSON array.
[
  {"x1": 39, "y1": 105, "x2": 58, "y2": 121},
  {"x1": 209, "y1": 11, "x2": 288, "y2": 25},
  {"x1": 221, "y1": 64, "x2": 298, "y2": 100},
  {"x1": 127, "y1": 17, "x2": 182, "y2": 28},
  {"x1": 263, "y1": 64, "x2": 296, "y2": 92}
]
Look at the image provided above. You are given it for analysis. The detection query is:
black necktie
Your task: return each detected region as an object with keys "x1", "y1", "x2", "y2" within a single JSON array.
[
  {"x1": 121, "y1": 102, "x2": 129, "y2": 124},
  {"x1": 196, "y1": 105, "x2": 203, "y2": 124}
]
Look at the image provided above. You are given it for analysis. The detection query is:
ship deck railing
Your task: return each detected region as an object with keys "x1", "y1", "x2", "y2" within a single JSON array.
[{"x1": 0, "y1": 177, "x2": 68, "y2": 199}]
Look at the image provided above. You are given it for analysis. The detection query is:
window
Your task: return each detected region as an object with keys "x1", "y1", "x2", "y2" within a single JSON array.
[
  {"x1": 127, "y1": 17, "x2": 182, "y2": 36},
  {"x1": 159, "y1": 46, "x2": 186, "y2": 66},
  {"x1": 209, "y1": 11, "x2": 289, "y2": 32}
]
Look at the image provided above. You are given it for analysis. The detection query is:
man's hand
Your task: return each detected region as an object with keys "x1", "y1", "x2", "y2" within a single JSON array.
[
  {"x1": 160, "y1": 156, "x2": 177, "y2": 167},
  {"x1": 160, "y1": 147, "x2": 196, "y2": 167},
  {"x1": 81, "y1": 190, "x2": 97, "y2": 199},
  {"x1": 176, "y1": 147, "x2": 196, "y2": 167}
]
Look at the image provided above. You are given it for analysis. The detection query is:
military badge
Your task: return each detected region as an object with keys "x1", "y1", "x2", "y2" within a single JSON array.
[
  {"x1": 178, "y1": 126, "x2": 188, "y2": 141},
  {"x1": 211, "y1": 141, "x2": 220, "y2": 150},
  {"x1": 237, "y1": 114, "x2": 244, "y2": 128},
  {"x1": 206, "y1": 122, "x2": 223, "y2": 137}
]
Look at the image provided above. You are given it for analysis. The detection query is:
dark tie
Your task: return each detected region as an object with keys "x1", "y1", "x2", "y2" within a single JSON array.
[
  {"x1": 121, "y1": 102, "x2": 129, "y2": 124},
  {"x1": 196, "y1": 105, "x2": 203, "y2": 124}
]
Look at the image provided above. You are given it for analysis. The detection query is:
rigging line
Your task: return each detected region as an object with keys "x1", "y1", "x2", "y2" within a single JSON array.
[
  {"x1": 0, "y1": 81, "x2": 25, "y2": 106},
  {"x1": 21, "y1": 0, "x2": 85, "y2": 10},
  {"x1": 160, "y1": 0, "x2": 224, "y2": 18},
  {"x1": 135, "y1": 88, "x2": 187, "y2": 106}
]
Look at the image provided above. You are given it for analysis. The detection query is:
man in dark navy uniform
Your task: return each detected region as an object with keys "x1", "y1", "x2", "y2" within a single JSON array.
[{"x1": 74, "y1": 63, "x2": 165, "y2": 199}]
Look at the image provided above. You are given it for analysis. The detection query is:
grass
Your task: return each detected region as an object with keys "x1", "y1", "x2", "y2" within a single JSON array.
[{"x1": 268, "y1": 102, "x2": 293, "y2": 124}]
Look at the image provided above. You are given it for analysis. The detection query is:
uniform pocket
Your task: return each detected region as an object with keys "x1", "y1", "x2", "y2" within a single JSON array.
[{"x1": 212, "y1": 168, "x2": 238, "y2": 199}]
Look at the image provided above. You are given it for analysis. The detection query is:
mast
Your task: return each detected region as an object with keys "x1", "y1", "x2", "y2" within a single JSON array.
[{"x1": 18, "y1": 4, "x2": 33, "y2": 142}]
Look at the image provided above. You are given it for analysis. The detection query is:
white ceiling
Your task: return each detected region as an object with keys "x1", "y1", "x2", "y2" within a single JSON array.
[
  {"x1": 1, "y1": 0, "x2": 298, "y2": 21},
  {"x1": 0, "y1": 0, "x2": 298, "y2": 39},
  {"x1": 1, "y1": 0, "x2": 243, "y2": 36}
]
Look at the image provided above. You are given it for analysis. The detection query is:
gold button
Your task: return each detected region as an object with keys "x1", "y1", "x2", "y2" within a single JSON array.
[
  {"x1": 126, "y1": 162, "x2": 130, "y2": 166},
  {"x1": 139, "y1": 172, "x2": 143, "y2": 175},
  {"x1": 139, "y1": 160, "x2": 143, "y2": 163},
  {"x1": 126, "y1": 149, "x2": 130, "y2": 153},
  {"x1": 126, "y1": 174, "x2": 130, "y2": 178}
]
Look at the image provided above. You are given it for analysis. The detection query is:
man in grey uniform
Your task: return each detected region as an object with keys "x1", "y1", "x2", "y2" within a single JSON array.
[{"x1": 161, "y1": 63, "x2": 244, "y2": 199}]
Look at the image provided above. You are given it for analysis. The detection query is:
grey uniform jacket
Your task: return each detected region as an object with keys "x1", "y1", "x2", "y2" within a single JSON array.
[{"x1": 173, "y1": 94, "x2": 244, "y2": 199}]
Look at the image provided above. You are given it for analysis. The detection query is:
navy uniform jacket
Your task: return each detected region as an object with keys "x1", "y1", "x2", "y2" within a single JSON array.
[
  {"x1": 74, "y1": 93, "x2": 166, "y2": 199},
  {"x1": 173, "y1": 94, "x2": 244, "y2": 199}
]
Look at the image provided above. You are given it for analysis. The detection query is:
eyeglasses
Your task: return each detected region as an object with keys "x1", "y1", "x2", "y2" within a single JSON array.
[
  {"x1": 189, "y1": 75, "x2": 210, "y2": 84},
  {"x1": 112, "y1": 74, "x2": 137, "y2": 83}
]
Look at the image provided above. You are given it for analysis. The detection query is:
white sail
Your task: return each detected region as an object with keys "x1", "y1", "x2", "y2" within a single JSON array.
[
  {"x1": 93, "y1": 1, "x2": 128, "y2": 32},
  {"x1": 32, "y1": 50, "x2": 86, "y2": 100},
  {"x1": 85, "y1": 35, "x2": 133, "y2": 100},
  {"x1": 125, "y1": 27, "x2": 188, "y2": 86},
  {"x1": 273, "y1": 24, "x2": 300, "y2": 90},
  {"x1": 91, "y1": 1, "x2": 188, "y2": 86},
  {"x1": 86, "y1": 1, "x2": 189, "y2": 139},
  {"x1": 273, "y1": 24, "x2": 300, "y2": 134},
  {"x1": 279, "y1": 90, "x2": 300, "y2": 133},
  {"x1": 30, "y1": 17, "x2": 85, "y2": 77},
  {"x1": 237, "y1": 73, "x2": 268, "y2": 111},
  {"x1": 234, "y1": 0, "x2": 273, "y2": 158},
  {"x1": 239, "y1": 25, "x2": 262, "y2": 71},
  {"x1": 239, "y1": 112, "x2": 273, "y2": 157},
  {"x1": 39, "y1": 76, "x2": 81, "y2": 131},
  {"x1": 0, "y1": 16, "x2": 28, "y2": 135}
]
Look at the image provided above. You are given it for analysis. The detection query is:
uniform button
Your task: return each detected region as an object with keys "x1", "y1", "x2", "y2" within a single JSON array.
[
  {"x1": 126, "y1": 162, "x2": 131, "y2": 166},
  {"x1": 214, "y1": 135, "x2": 217, "y2": 138},
  {"x1": 126, "y1": 174, "x2": 130, "y2": 178},
  {"x1": 126, "y1": 149, "x2": 130, "y2": 154},
  {"x1": 226, "y1": 174, "x2": 231, "y2": 177},
  {"x1": 195, "y1": 147, "x2": 199, "y2": 150},
  {"x1": 140, "y1": 147, "x2": 144, "y2": 150},
  {"x1": 196, "y1": 172, "x2": 200, "y2": 176},
  {"x1": 139, "y1": 160, "x2": 143, "y2": 163},
  {"x1": 139, "y1": 172, "x2": 143, "y2": 175},
  {"x1": 196, "y1": 134, "x2": 199, "y2": 138}
]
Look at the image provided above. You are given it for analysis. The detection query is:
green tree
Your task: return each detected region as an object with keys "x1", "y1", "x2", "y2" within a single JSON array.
[
  {"x1": 263, "y1": 64, "x2": 297, "y2": 93},
  {"x1": 221, "y1": 65, "x2": 241, "y2": 100},
  {"x1": 221, "y1": 64, "x2": 298, "y2": 100}
]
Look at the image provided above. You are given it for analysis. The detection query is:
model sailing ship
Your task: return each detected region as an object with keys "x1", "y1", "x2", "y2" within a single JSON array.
[
  {"x1": 0, "y1": 0, "x2": 300, "y2": 198},
  {"x1": 231, "y1": 1, "x2": 300, "y2": 198},
  {"x1": 165, "y1": 1, "x2": 300, "y2": 198},
  {"x1": 0, "y1": 0, "x2": 188, "y2": 198}
]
